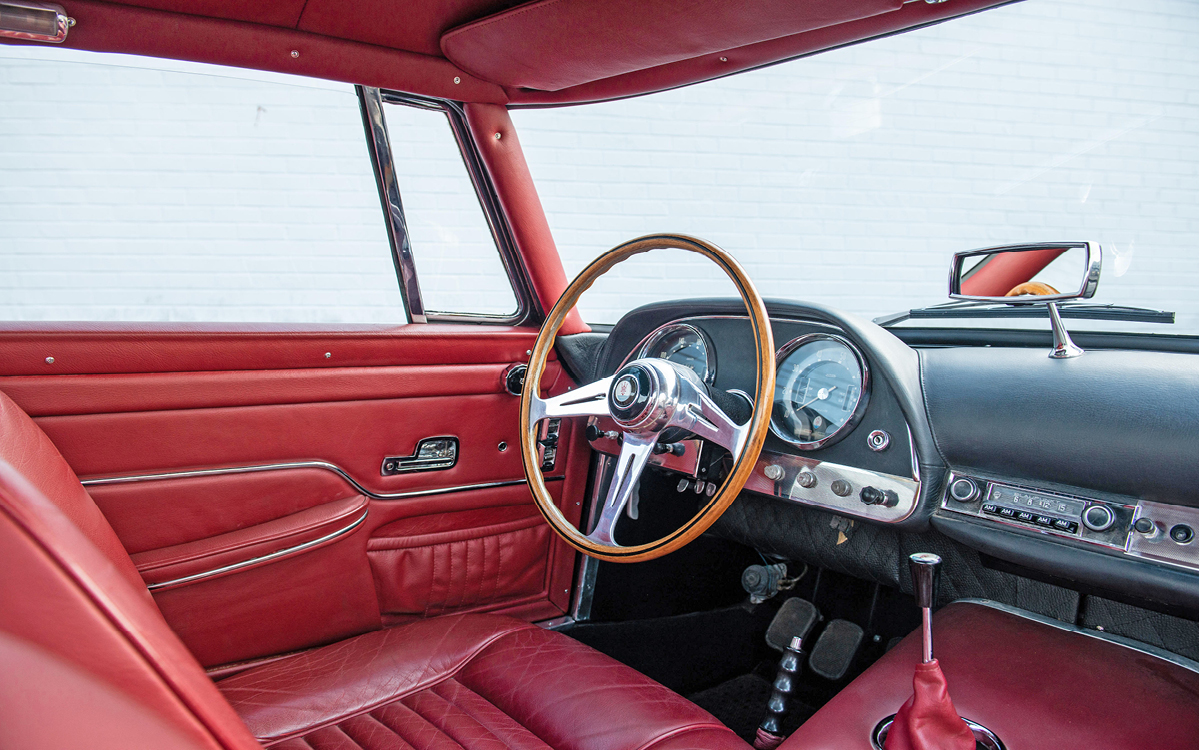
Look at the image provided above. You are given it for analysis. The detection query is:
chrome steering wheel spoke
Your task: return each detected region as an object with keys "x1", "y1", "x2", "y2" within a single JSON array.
[
  {"x1": 529, "y1": 376, "x2": 614, "y2": 423},
  {"x1": 671, "y1": 388, "x2": 749, "y2": 457},
  {"x1": 584, "y1": 432, "x2": 656, "y2": 547}
]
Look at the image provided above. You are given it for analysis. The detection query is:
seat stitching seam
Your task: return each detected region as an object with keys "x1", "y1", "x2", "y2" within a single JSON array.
[
  {"x1": 359, "y1": 708, "x2": 424, "y2": 750},
  {"x1": 437, "y1": 677, "x2": 554, "y2": 749},
  {"x1": 417, "y1": 680, "x2": 518, "y2": 749},
  {"x1": 377, "y1": 698, "x2": 467, "y2": 750}
]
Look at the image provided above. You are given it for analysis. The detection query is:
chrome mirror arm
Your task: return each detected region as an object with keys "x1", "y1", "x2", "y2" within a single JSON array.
[{"x1": 1047, "y1": 302, "x2": 1084, "y2": 359}]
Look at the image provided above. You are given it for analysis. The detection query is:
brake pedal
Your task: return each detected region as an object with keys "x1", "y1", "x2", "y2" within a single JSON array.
[{"x1": 808, "y1": 619, "x2": 863, "y2": 681}]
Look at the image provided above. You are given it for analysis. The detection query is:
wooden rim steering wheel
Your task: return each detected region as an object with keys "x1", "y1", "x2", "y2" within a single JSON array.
[{"x1": 520, "y1": 235, "x2": 776, "y2": 562}]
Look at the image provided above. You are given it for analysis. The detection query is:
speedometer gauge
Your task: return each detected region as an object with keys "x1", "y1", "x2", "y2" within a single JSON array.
[
  {"x1": 770, "y1": 333, "x2": 869, "y2": 449},
  {"x1": 636, "y1": 322, "x2": 715, "y2": 385}
]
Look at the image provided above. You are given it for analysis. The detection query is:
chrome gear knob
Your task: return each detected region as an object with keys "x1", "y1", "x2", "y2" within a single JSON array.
[{"x1": 908, "y1": 552, "x2": 942, "y2": 663}]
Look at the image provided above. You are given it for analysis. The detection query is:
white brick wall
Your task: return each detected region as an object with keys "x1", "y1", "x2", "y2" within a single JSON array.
[
  {"x1": 0, "y1": 50, "x2": 515, "y2": 322},
  {"x1": 1, "y1": 0, "x2": 1196, "y2": 333},
  {"x1": 513, "y1": 0, "x2": 1199, "y2": 332}
]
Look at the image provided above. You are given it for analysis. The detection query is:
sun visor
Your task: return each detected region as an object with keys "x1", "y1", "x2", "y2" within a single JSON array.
[{"x1": 441, "y1": 0, "x2": 903, "y2": 92}]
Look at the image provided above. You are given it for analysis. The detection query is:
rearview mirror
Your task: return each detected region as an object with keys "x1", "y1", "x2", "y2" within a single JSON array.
[{"x1": 949, "y1": 242, "x2": 1102, "y2": 303}]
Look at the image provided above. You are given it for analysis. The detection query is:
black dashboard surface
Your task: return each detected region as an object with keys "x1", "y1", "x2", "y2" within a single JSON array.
[
  {"x1": 920, "y1": 346, "x2": 1198, "y2": 507},
  {"x1": 568, "y1": 297, "x2": 1199, "y2": 610}
]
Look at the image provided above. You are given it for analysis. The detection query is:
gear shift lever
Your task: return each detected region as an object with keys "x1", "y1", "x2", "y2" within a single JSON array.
[
  {"x1": 882, "y1": 553, "x2": 975, "y2": 750},
  {"x1": 908, "y1": 552, "x2": 941, "y2": 664}
]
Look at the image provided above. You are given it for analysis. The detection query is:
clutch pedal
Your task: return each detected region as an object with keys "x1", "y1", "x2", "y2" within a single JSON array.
[
  {"x1": 765, "y1": 597, "x2": 820, "y2": 651},
  {"x1": 808, "y1": 619, "x2": 863, "y2": 681}
]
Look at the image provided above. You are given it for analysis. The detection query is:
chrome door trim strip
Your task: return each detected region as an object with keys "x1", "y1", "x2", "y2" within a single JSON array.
[
  {"x1": 956, "y1": 598, "x2": 1198, "y2": 673},
  {"x1": 81, "y1": 460, "x2": 561, "y2": 501},
  {"x1": 358, "y1": 86, "x2": 426, "y2": 324},
  {"x1": 146, "y1": 510, "x2": 369, "y2": 591}
]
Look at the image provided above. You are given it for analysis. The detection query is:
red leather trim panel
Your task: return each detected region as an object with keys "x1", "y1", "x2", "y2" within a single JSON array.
[
  {"x1": 2, "y1": 333, "x2": 584, "y2": 667},
  {"x1": 0, "y1": 363, "x2": 517, "y2": 417},
  {"x1": 443, "y1": 0, "x2": 900, "y2": 92},
  {"x1": 367, "y1": 506, "x2": 549, "y2": 617},
  {"x1": 513, "y1": 0, "x2": 1014, "y2": 105},
  {"x1": 219, "y1": 614, "x2": 750, "y2": 750},
  {"x1": 39, "y1": 394, "x2": 538, "y2": 495},
  {"x1": 133, "y1": 494, "x2": 368, "y2": 589},
  {"x1": 0, "y1": 323, "x2": 546, "y2": 376},
  {"x1": 151, "y1": 517, "x2": 381, "y2": 667},
  {"x1": 0, "y1": 0, "x2": 508, "y2": 104},
  {"x1": 781, "y1": 601, "x2": 1200, "y2": 750},
  {"x1": 466, "y1": 103, "x2": 589, "y2": 336},
  {"x1": 89, "y1": 467, "x2": 361, "y2": 554},
  {"x1": 0, "y1": 0, "x2": 1011, "y2": 107}
]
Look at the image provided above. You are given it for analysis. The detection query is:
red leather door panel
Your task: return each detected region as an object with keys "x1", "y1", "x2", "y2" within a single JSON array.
[{"x1": 0, "y1": 325, "x2": 584, "y2": 669}]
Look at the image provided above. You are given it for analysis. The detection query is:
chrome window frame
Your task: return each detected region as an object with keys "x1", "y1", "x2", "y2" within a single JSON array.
[{"x1": 357, "y1": 86, "x2": 536, "y2": 325}]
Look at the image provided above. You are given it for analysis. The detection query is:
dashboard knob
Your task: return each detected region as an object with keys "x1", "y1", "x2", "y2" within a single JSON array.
[
  {"x1": 830, "y1": 479, "x2": 852, "y2": 497},
  {"x1": 948, "y1": 478, "x2": 979, "y2": 503},
  {"x1": 860, "y1": 486, "x2": 899, "y2": 508},
  {"x1": 795, "y1": 470, "x2": 818, "y2": 489},
  {"x1": 764, "y1": 464, "x2": 785, "y2": 481},
  {"x1": 1133, "y1": 517, "x2": 1155, "y2": 535},
  {"x1": 1082, "y1": 504, "x2": 1115, "y2": 532},
  {"x1": 1169, "y1": 524, "x2": 1194, "y2": 544}
]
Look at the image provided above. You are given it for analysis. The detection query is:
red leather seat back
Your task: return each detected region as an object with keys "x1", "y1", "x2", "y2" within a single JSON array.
[
  {"x1": 0, "y1": 393, "x2": 147, "y2": 595},
  {"x1": 0, "y1": 391, "x2": 260, "y2": 750}
]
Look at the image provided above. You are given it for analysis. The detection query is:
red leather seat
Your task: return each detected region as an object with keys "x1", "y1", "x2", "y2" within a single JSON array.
[{"x1": 0, "y1": 390, "x2": 748, "y2": 750}]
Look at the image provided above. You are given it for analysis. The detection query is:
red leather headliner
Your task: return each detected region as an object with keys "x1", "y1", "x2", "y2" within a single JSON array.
[{"x1": 0, "y1": 0, "x2": 1015, "y2": 105}]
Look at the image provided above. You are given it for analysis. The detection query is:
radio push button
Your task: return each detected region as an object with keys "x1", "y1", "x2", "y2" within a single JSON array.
[{"x1": 1052, "y1": 518, "x2": 1079, "y2": 534}]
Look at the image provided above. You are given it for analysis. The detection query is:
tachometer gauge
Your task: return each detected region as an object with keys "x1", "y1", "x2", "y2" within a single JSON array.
[
  {"x1": 636, "y1": 322, "x2": 716, "y2": 385},
  {"x1": 770, "y1": 333, "x2": 869, "y2": 449}
]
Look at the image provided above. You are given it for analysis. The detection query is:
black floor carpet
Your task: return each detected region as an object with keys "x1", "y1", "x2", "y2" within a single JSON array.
[{"x1": 688, "y1": 673, "x2": 817, "y2": 743}]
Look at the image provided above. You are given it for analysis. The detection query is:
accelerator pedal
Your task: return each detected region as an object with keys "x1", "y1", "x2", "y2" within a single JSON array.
[{"x1": 808, "y1": 619, "x2": 864, "y2": 681}]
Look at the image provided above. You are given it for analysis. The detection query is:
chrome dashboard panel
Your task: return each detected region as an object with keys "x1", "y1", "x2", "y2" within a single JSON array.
[
  {"x1": 1128, "y1": 500, "x2": 1200, "y2": 571},
  {"x1": 746, "y1": 448, "x2": 920, "y2": 523}
]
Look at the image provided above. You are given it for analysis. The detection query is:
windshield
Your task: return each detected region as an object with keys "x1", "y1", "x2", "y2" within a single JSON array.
[{"x1": 512, "y1": 0, "x2": 1198, "y2": 334}]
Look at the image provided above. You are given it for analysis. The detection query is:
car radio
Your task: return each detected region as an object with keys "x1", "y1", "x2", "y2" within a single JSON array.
[
  {"x1": 940, "y1": 473, "x2": 1199, "y2": 571},
  {"x1": 942, "y1": 473, "x2": 1134, "y2": 550}
]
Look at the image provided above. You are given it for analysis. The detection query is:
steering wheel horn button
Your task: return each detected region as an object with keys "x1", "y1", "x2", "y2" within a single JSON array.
[
  {"x1": 612, "y1": 374, "x2": 637, "y2": 406},
  {"x1": 608, "y1": 363, "x2": 656, "y2": 425}
]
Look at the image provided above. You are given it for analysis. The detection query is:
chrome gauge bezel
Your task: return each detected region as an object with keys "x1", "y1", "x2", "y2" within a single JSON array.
[
  {"x1": 625, "y1": 321, "x2": 717, "y2": 385},
  {"x1": 769, "y1": 333, "x2": 870, "y2": 450}
]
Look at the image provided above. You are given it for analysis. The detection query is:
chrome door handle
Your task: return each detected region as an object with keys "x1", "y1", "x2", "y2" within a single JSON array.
[{"x1": 381, "y1": 437, "x2": 458, "y2": 475}]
